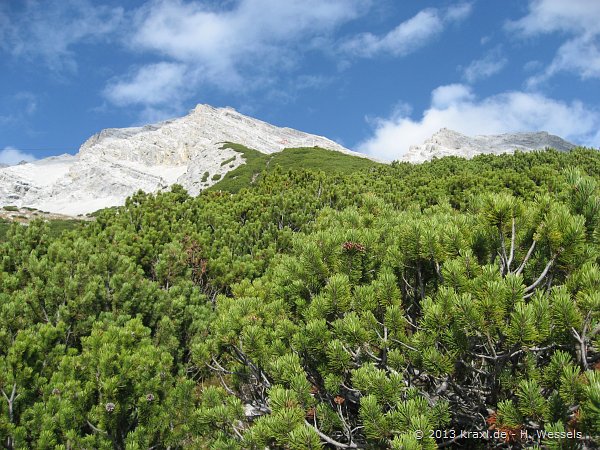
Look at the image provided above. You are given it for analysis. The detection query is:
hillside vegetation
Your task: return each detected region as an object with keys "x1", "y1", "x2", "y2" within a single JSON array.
[
  {"x1": 212, "y1": 143, "x2": 382, "y2": 193},
  {"x1": 1, "y1": 148, "x2": 600, "y2": 448},
  {"x1": 0, "y1": 217, "x2": 83, "y2": 241}
]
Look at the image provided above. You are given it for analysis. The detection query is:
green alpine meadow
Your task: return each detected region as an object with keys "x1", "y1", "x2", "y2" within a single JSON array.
[{"x1": 1, "y1": 147, "x2": 600, "y2": 449}]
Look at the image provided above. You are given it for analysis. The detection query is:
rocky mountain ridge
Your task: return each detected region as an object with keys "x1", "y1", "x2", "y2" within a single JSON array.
[
  {"x1": 0, "y1": 108, "x2": 581, "y2": 216},
  {"x1": 0, "y1": 105, "x2": 360, "y2": 215},
  {"x1": 401, "y1": 128, "x2": 576, "y2": 163}
]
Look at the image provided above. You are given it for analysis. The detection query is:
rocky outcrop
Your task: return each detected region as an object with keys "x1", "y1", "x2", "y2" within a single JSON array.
[
  {"x1": 402, "y1": 128, "x2": 576, "y2": 163},
  {"x1": 0, "y1": 105, "x2": 359, "y2": 215}
]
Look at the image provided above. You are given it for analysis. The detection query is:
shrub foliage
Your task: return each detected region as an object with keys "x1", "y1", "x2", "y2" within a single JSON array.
[{"x1": 1, "y1": 148, "x2": 599, "y2": 448}]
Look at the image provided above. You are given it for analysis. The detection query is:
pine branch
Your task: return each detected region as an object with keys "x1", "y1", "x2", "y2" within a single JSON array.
[
  {"x1": 207, "y1": 359, "x2": 238, "y2": 398},
  {"x1": 305, "y1": 419, "x2": 360, "y2": 449},
  {"x1": 230, "y1": 344, "x2": 272, "y2": 388},
  {"x1": 499, "y1": 229, "x2": 508, "y2": 271},
  {"x1": 572, "y1": 312, "x2": 592, "y2": 370},
  {"x1": 390, "y1": 337, "x2": 418, "y2": 352},
  {"x1": 506, "y1": 217, "x2": 516, "y2": 271},
  {"x1": 86, "y1": 420, "x2": 108, "y2": 435},
  {"x1": 514, "y1": 240, "x2": 536, "y2": 276},
  {"x1": 524, "y1": 255, "x2": 556, "y2": 293}
]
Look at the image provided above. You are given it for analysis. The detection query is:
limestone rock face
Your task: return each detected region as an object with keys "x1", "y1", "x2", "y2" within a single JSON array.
[
  {"x1": 0, "y1": 105, "x2": 357, "y2": 215},
  {"x1": 402, "y1": 128, "x2": 576, "y2": 163}
]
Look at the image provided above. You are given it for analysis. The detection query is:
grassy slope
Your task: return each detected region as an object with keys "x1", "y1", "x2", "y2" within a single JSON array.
[
  {"x1": 0, "y1": 219, "x2": 84, "y2": 241},
  {"x1": 212, "y1": 142, "x2": 382, "y2": 193}
]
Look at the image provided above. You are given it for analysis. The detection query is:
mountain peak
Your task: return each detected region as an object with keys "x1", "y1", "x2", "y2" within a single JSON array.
[{"x1": 402, "y1": 129, "x2": 575, "y2": 163}]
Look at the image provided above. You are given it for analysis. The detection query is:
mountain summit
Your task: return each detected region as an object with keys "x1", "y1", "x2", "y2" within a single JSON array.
[
  {"x1": 0, "y1": 105, "x2": 361, "y2": 215},
  {"x1": 401, "y1": 128, "x2": 576, "y2": 163}
]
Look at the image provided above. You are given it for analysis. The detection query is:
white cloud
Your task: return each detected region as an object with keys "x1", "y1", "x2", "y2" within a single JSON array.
[
  {"x1": 430, "y1": 84, "x2": 474, "y2": 108},
  {"x1": 445, "y1": 3, "x2": 474, "y2": 22},
  {"x1": 341, "y1": 3, "x2": 472, "y2": 58},
  {"x1": 137, "y1": 2, "x2": 361, "y2": 89},
  {"x1": 541, "y1": 35, "x2": 600, "y2": 81},
  {"x1": 132, "y1": 0, "x2": 364, "y2": 63},
  {"x1": 0, "y1": 147, "x2": 36, "y2": 166},
  {"x1": 341, "y1": 9, "x2": 442, "y2": 57},
  {"x1": 0, "y1": 0, "x2": 123, "y2": 72},
  {"x1": 462, "y1": 48, "x2": 508, "y2": 83},
  {"x1": 101, "y1": 0, "x2": 368, "y2": 115},
  {"x1": 103, "y1": 1, "x2": 473, "y2": 118},
  {"x1": 508, "y1": 0, "x2": 600, "y2": 82},
  {"x1": 359, "y1": 84, "x2": 599, "y2": 161},
  {"x1": 104, "y1": 62, "x2": 189, "y2": 107},
  {"x1": 107, "y1": 1, "x2": 473, "y2": 116},
  {"x1": 508, "y1": 0, "x2": 600, "y2": 36},
  {"x1": 103, "y1": 61, "x2": 198, "y2": 123}
]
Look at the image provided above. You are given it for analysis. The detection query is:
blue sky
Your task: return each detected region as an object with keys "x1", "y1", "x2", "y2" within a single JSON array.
[{"x1": 1, "y1": 0, "x2": 600, "y2": 163}]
